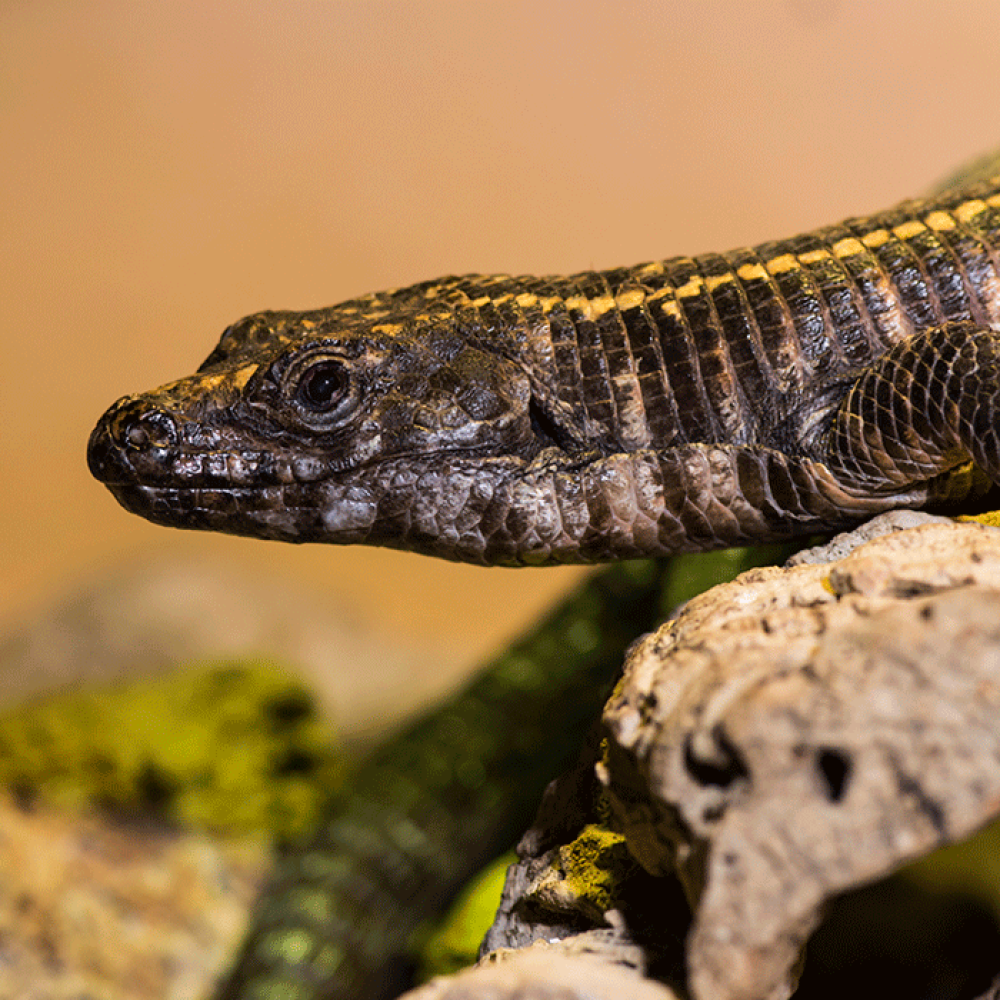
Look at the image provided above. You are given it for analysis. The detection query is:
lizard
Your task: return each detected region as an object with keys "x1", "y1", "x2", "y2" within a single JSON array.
[{"x1": 88, "y1": 162, "x2": 1000, "y2": 999}]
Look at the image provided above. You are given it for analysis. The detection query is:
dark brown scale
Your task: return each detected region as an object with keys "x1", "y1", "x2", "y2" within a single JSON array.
[
  {"x1": 726, "y1": 245, "x2": 810, "y2": 389},
  {"x1": 777, "y1": 229, "x2": 877, "y2": 368},
  {"x1": 659, "y1": 256, "x2": 728, "y2": 441},
  {"x1": 592, "y1": 301, "x2": 646, "y2": 449},
  {"x1": 693, "y1": 252, "x2": 772, "y2": 438},
  {"x1": 600, "y1": 262, "x2": 646, "y2": 290},
  {"x1": 819, "y1": 226, "x2": 909, "y2": 353},
  {"x1": 568, "y1": 293, "x2": 619, "y2": 439},
  {"x1": 849, "y1": 207, "x2": 943, "y2": 332},
  {"x1": 662, "y1": 261, "x2": 734, "y2": 439},
  {"x1": 542, "y1": 299, "x2": 589, "y2": 415},
  {"x1": 928, "y1": 211, "x2": 1000, "y2": 326},
  {"x1": 595, "y1": 308, "x2": 632, "y2": 382},
  {"x1": 747, "y1": 242, "x2": 839, "y2": 376},
  {"x1": 888, "y1": 221, "x2": 974, "y2": 325},
  {"x1": 617, "y1": 295, "x2": 684, "y2": 447},
  {"x1": 907, "y1": 227, "x2": 974, "y2": 322},
  {"x1": 469, "y1": 296, "x2": 511, "y2": 343},
  {"x1": 960, "y1": 198, "x2": 1000, "y2": 270}
]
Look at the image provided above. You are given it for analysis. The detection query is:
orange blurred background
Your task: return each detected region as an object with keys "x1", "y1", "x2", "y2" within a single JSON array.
[{"x1": 3, "y1": 2, "x2": 999, "y2": 683}]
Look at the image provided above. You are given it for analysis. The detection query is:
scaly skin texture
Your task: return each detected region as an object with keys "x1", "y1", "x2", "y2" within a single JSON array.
[
  {"x1": 88, "y1": 162, "x2": 1000, "y2": 998},
  {"x1": 90, "y1": 176, "x2": 1000, "y2": 564}
]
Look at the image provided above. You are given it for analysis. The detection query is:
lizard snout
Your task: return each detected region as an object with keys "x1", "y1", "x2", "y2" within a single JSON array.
[{"x1": 87, "y1": 396, "x2": 179, "y2": 485}]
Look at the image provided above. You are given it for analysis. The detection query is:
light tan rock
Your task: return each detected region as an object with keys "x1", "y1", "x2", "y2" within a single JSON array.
[
  {"x1": 400, "y1": 945, "x2": 680, "y2": 1000},
  {"x1": 0, "y1": 793, "x2": 268, "y2": 1000},
  {"x1": 602, "y1": 520, "x2": 1000, "y2": 1000}
]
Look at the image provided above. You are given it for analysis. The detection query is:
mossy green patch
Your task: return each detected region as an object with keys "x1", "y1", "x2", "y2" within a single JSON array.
[
  {"x1": 555, "y1": 822, "x2": 634, "y2": 915},
  {"x1": 956, "y1": 510, "x2": 1000, "y2": 530},
  {"x1": 417, "y1": 850, "x2": 514, "y2": 980},
  {"x1": 0, "y1": 661, "x2": 342, "y2": 837}
]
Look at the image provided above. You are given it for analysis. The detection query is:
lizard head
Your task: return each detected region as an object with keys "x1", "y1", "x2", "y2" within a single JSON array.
[{"x1": 88, "y1": 295, "x2": 596, "y2": 564}]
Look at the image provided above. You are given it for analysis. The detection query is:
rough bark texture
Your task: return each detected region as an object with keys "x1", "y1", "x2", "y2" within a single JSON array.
[
  {"x1": 603, "y1": 517, "x2": 1000, "y2": 1000},
  {"x1": 400, "y1": 948, "x2": 680, "y2": 1000},
  {"x1": 428, "y1": 515, "x2": 1000, "y2": 1000}
]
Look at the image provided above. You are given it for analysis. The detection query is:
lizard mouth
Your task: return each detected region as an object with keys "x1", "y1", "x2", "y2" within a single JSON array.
[
  {"x1": 97, "y1": 478, "x2": 327, "y2": 541},
  {"x1": 87, "y1": 399, "x2": 337, "y2": 540},
  {"x1": 88, "y1": 399, "x2": 543, "y2": 545}
]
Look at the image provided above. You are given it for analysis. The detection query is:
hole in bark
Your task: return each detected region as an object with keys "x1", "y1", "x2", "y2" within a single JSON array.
[
  {"x1": 816, "y1": 747, "x2": 852, "y2": 802},
  {"x1": 702, "y1": 802, "x2": 728, "y2": 823},
  {"x1": 683, "y1": 726, "x2": 750, "y2": 788}
]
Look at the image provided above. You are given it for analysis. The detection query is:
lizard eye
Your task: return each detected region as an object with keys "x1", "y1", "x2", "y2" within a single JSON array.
[
  {"x1": 280, "y1": 353, "x2": 362, "y2": 430},
  {"x1": 297, "y1": 360, "x2": 349, "y2": 412}
]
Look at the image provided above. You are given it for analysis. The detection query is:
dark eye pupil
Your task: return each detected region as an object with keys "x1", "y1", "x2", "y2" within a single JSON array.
[{"x1": 299, "y1": 362, "x2": 347, "y2": 411}]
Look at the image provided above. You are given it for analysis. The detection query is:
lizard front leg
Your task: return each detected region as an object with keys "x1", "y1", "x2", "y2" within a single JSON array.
[{"x1": 819, "y1": 321, "x2": 1000, "y2": 495}]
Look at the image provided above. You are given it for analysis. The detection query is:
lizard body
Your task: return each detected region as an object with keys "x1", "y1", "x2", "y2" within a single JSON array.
[
  {"x1": 88, "y1": 167, "x2": 1000, "y2": 999},
  {"x1": 89, "y1": 177, "x2": 1000, "y2": 565}
]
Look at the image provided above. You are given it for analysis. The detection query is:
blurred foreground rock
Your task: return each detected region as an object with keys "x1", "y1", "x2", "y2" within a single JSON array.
[
  {"x1": 0, "y1": 555, "x2": 453, "y2": 743},
  {"x1": 423, "y1": 515, "x2": 1000, "y2": 1000},
  {"x1": 404, "y1": 946, "x2": 680, "y2": 1000},
  {"x1": 0, "y1": 793, "x2": 268, "y2": 1000}
]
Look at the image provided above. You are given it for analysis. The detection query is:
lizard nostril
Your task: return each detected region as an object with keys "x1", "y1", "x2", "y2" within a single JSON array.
[
  {"x1": 88, "y1": 401, "x2": 179, "y2": 484},
  {"x1": 121, "y1": 410, "x2": 177, "y2": 451},
  {"x1": 125, "y1": 423, "x2": 149, "y2": 449}
]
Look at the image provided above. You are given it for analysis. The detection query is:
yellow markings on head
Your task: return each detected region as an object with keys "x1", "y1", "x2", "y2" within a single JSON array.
[
  {"x1": 705, "y1": 273, "x2": 735, "y2": 292},
  {"x1": 861, "y1": 229, "x2": 891, "y2": 248},
  {"x1": 615, "y1": 289, "x2": 646, "y2": 311},
  {"x1": 231, "y1": 364, "x2": 259, "y2": 390},
  {"x1": 538, "y1": 295, "x2": 561, "y2": 313},
  {"x1": 658, "y1": 298, "x2": 681, "y2": 319},
  {"x1": 987, "y1": 193, "x2": 1000, "y2": 209},
  {"x1": 764, "y1": 254, "x2": 798, "y2": 275},
  {"x1": 299, "y1": 319, "x2": 318, "y2": 329},
  {"x1": 925, "y1": 210, "x2": 956, "y2": 231},
  {"x1": 955, "y1": 199, "x2": 989, "y2": 224},
  {"x1": 422, "y1": 286, "x2": 439, "y2": 299},
  {"x1": 736, "y1": 263, "x2": 768, "y2": 282},
  {"x1": 647, "y1": 286, "x2": 671, "y2": 301},
  {"x1": 832, "y1": 237, "x2": 865, "y2": 259},
  {"x1": 892, "y1": 220, "x2": 926, "y2": 241},
  {"x1": 674, "y1": 276, "x2": 704, "y2": 298},
  {"x1": 471, "y1": 296, "x2": 491, "y2": 308},
  {"x1": 492, "y1": 293, "x2": 514, "y2": 305},
  {"x1": 515, "y1": 292, "x2": 539, "y2": 309},
  {"x1": 371, "y1": 322, "x2": 404, "y2": 336},
  {"x1": 638, "y1": 261, "x2": 665, "y2": 277}
]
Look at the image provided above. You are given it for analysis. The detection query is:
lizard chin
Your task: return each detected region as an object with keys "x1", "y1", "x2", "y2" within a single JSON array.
[{"x1": 92, "y1": 434, "x2": 549, "y2": 558}]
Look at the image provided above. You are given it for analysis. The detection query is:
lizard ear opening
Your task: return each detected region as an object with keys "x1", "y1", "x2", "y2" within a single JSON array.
[{"x1": 528, "y1": 392, "x2": 581, "y2": 454}]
